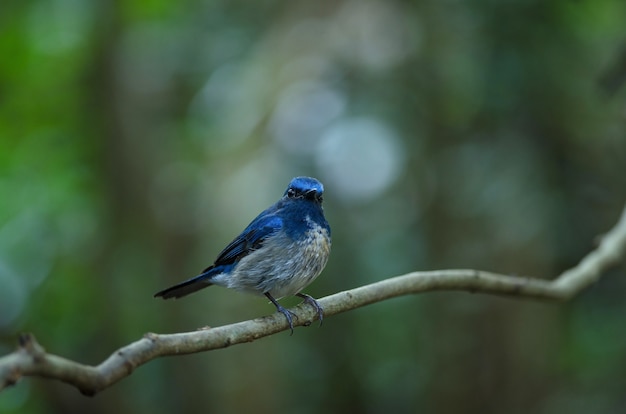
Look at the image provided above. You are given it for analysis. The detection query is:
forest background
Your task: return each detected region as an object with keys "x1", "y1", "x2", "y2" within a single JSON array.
[{"x1": 1, "y1": 0, "x2": 626, "y2": 413}]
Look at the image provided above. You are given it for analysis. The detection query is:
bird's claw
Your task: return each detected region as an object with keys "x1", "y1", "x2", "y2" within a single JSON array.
[
  {"x1": 265, "y1": 292, "x2": 298, "y2": 335},
  {"x1": 266, "y1": 292, "x2": 324, "y2": 335},
  {"x1": 276, "y1": 305, "x2": 297, "y2": 335},
  {"x1": 297, "y1": 293, "x2": 324, "y2": 326}
]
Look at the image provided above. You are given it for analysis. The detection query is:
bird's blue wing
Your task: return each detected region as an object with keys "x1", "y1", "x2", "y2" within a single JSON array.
[{"x1": 212, "y1": 214, "x2": 284, "y2": 266}]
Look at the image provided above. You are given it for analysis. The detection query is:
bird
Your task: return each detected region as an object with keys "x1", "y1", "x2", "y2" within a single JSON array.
[{"x1": 154, "y1": 176, "x2": 331, "y2": 334}]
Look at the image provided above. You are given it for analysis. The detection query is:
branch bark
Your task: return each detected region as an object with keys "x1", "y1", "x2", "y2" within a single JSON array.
[{"x1": 2, "y1": 205, "x2": 626, "y2": 396}]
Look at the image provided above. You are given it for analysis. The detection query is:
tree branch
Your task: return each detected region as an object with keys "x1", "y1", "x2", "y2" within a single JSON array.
[{"x1": 2, "y1": 205, "x2": 626, "y2": 396}]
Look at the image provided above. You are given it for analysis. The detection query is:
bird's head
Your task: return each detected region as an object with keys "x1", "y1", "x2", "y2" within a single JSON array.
[{"x1": 284, "y1": 176, "x2": 324, "y2": 204}]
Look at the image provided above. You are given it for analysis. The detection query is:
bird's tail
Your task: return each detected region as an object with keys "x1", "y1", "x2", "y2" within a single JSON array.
[{"x1": 154, "y1": 271, "x2": 214, "y2": 299}]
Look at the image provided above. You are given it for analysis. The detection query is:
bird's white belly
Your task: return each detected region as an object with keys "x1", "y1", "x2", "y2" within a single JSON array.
[{"x1": 214, "y1": 224, "x2": 331, "y2": 299}]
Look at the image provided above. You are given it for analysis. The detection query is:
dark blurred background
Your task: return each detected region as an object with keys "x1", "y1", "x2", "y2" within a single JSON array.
[{"x1": 1, "y1": 0, "x2": 626, "y2": 413}]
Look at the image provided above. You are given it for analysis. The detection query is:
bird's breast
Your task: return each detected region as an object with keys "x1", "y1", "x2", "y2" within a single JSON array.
[
  {"x1": 219, "y1": 214, "x2": 331, "y2": 298},
  {"x1": 301, "y1": 220, "x2": 331, "y2": 260}
]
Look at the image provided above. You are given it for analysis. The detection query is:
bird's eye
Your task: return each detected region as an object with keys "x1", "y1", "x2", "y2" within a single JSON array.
[
  {"x1": 317, "y1": 194, "x2": 323, "y2": 202},
  {"x1": 287, "y1": 188, "x2": 296, "y2": 198}
]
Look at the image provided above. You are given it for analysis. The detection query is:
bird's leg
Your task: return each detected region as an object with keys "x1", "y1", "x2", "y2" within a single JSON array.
[
  {"x1": 296, "y1": 293, "x2": 324, "y2": 326},
  {"x1": 265, "y1": 292, "x2": 297, "y2": 335}
]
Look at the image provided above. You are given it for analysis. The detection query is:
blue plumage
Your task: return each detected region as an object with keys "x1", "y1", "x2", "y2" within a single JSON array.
[{"x1": 154, "y1": 176, "x2": 331, "y2": 334}]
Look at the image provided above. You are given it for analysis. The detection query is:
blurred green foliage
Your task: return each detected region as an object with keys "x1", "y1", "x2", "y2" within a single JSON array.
[{"x1": 1, "y1": 0, "x2": 626, "y2": 413}]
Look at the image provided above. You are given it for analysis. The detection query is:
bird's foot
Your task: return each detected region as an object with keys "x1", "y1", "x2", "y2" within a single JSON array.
[
  {"x1": 296, "y1": 293, "x2": 324, "y2": 326},
  {"x1": 265, "y1": 292, "x2": 297, "y2": 335},
  {"x1": 276, "y1": 304, "x2": 297, "y2": 336}
]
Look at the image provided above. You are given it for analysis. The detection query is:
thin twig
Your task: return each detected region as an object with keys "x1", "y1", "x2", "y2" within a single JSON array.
[{"x1": 1, "y1": 205, "x2": 625, "y2": 396}]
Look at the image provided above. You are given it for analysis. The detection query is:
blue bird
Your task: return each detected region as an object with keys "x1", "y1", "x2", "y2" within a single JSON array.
[{"x1": 154, "y1": 176, "x2": 331, "y2": 334}]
